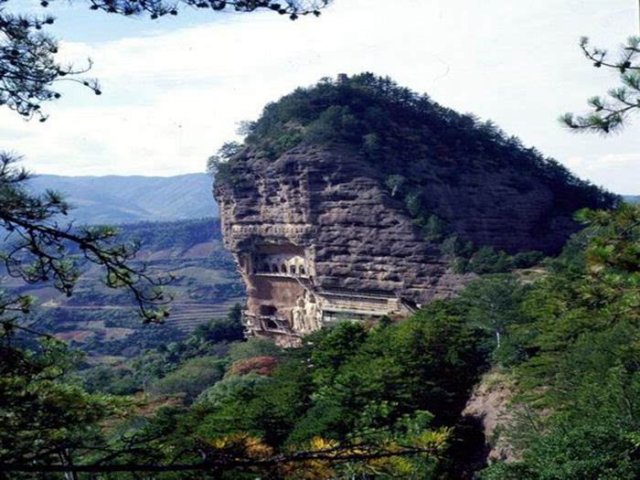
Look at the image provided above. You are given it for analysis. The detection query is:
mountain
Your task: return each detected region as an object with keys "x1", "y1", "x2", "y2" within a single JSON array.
[
  {"x1": 27, "y1": 173, "x2": 218, "y2": 224},
  {"x1": 214, "y1": 73, "x2": 618, "y2": 343},
  {"x1": 625, "y1": 195, "x2": 640, "y2": 204}
]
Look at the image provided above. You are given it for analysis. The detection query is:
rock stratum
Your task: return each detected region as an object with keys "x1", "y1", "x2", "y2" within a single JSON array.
[{"x1": 213, "y1": 74, "x2": 617, "y2": 343}]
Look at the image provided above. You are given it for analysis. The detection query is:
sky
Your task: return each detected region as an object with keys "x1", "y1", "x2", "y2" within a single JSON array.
[{"x1": 1, "y1": 0, "x2": 639, "y2": 194}]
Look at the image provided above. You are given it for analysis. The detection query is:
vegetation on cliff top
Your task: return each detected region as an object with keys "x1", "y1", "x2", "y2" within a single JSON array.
[
  {"x1": 481, "y1": 202, "x2": 640, "y2": 479},
  {"x1": 216, "y1": 73, "x2": 616, "y2": 212},
  {"x1": 212, "y1": 73, "x2": 619, "y2": 273}
]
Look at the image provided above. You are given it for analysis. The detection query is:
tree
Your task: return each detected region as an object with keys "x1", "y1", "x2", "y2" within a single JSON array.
[
  {"x1": 0, "y1": 153, "x2": 173, "y2": 474},
  {"x1": 0, "y1": 334, "x2": 126, "y2": 474},
  {"x1": 481, "y1": 205, "x2": 640, "y2": 478},
  {"x1": 561, "y1": 35, "x2": 640, "y2": 133},
  {"x1": 0, "y1": 1, "x2": 335, "y2": 475},
  {"x1": 458, "y1": 274, "x2": 523, "y2": 351},
  {"x1": 0, "y1": 155, "x2": 171, "y2": 324}
]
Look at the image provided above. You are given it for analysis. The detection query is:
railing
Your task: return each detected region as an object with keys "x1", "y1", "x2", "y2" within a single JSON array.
[{"x1": 252, "y1": 272, "x2": 309, "y2": 279}]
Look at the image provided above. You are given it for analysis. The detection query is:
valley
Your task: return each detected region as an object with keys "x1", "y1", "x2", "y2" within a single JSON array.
[{"x1": 2, "y1": 217, "x2": 244, "y2": 359}]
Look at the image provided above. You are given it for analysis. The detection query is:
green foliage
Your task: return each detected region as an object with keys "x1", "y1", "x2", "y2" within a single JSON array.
[
  {"x1": 440, "y1": 234, "x2": 473, "y2": 258},
  {"x1": 304, "y1": 105, "x2": 363, "y2": 145},
  {"x1": 194, "y1": 350, "x2": 311, "y2": 447},
  {"x1": 481, "y1": 205, "x2": 640, "y2": 476},
  {"x1": 148, "y1": 356, "x2": 226, "y2": 402},
  {"x1": 192, "y1": 314, "x2": 244, "y2": 345},
  {"x1": 9, "y1": 204, "x2": 638, "y2": 477},
  {"x1": 196, "y1": 373, "x2": 270, "y2": 407},
  {"x1": 77, "y1": 307, "x2": 246, "y2": 398},
  {"x1": 286, "y1": 309, "x2": 487, "y2": 446},
  {"x1": 307, "y1": 321, "x2": 368, "y2": 387},
  {"x1": 468, "y1": 246, "x2": 512, "y2": 274},
  {"x1": 228, "y1": 73, "x2": 616, "y2": 213},
  {"x1": 417, "y1": 214, "x2": 446, "y2": 242},
  {"x1": 450, "y1": 245, "x2": 545, "y2": 274},
  {"x1": 484, "y1": 405, "x2": 640, "y2": 480},
  {"x1": 0, "y1": 336, "x2": 124, "y2": 469},
  {"x1": 129, "y1": 309, "x2": 487, "y2": 477},
  {"x1": 384, "y1": 174, "x2": 406, "y2": 197},
  {"x1": 404, "y1": 191, "x2": 422, "y2": 217},
  {"x1": 227, "y1": 336, "x2": 282, "y2": 362},
  {"x1": 217, "y1": 73, "x2": 617, "y2": 270},
  {"x1": 363, "y1": 132, "x2": 383, "y2": 161},
  {"x1": 11, "y1": 217, "x2": 244, "y2": 361},
  {"x1": 512, "y1": 250, "x2": 545, "y2": 269},
  {"x1": 562, "y1": 36, "x2": 640, "y2": 134},
  {"x1": 207, "y1": 141, "x2": 245, "y2": 185},
  {"x1": 457, "y1": 274, "x2": 525, "y2": 358},
  {"x1": 0, "y1": 156, "x2": 171, "y2": 323},
  {"x1": 82, "y1": 364, "x2": 139, "y2": 395}
]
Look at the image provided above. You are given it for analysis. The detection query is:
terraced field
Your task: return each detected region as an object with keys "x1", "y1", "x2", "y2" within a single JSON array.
[{"x1": 164, "y1": 300, "x2": 245, "y2": 332}]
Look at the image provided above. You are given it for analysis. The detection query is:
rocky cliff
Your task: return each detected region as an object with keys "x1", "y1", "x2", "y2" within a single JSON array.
[{"x1": 213, "y1": 74, "x2": 617, "y2": 342}]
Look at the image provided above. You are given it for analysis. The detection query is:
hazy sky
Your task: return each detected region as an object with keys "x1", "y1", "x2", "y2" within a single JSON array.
[{"x1": 1, "y1": 0, "x2": 639, "y2": 194}]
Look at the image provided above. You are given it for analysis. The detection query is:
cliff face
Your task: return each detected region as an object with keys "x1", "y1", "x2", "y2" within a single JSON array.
[
  {"x1": 212, "y1": 74, "x2": 617, "y2": 342},
  {"x1": 216, "y1": 146, "x2": 466, "y2": 293},
  {"x1": 216, "y1": 147, "x2": 466, "y2": 343},
  {"x1": 214, "y1": 144, "x2": 577, "y2": 343}
]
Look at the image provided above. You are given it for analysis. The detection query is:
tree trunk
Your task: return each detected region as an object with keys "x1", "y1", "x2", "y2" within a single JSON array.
[{"x1": 59, "y1": 449, "x2": 79, "y2": 480}]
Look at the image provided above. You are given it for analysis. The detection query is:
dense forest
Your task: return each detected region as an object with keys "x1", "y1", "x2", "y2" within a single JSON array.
[
  {"x1": 3, "y1": 201, "x2": 639, "y2": 478},
  {"x1": 214, "y1": 74, "x2": 617, "y2": 211},
  {"x1": 2, "y1": 74, "x2": 637, "y2": 479}
]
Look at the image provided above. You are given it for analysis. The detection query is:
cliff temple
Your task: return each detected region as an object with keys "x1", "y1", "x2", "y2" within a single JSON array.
[
  {"x1": 214, "y1": 147, "x2": 470, "y2": 344},
  {"x1": 237, "y1": 240, "x2": 416, "y2": 342}
]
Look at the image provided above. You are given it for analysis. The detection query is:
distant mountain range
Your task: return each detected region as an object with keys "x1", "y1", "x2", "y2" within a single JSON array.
[
  {"x1": 625, "y1": 195, "x2": 640, "y2": 204},
  {"x1": 27, "y1": 173, "x2": 217, "y2": 225}
]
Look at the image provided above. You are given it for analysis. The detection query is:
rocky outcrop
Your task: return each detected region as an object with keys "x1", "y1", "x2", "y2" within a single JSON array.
[
  {"x1": 462, "y1": 370, "x2": 517, "y2": 466},
  {"x1": 215, "y1": 146, "x2": 475, "y2": 342},
  {"x1": 213, "y1": 143, "x2": 584, "y2": 341},
  {"x1": 213, "y1": 75, "x2": 616, "y2": 342}
]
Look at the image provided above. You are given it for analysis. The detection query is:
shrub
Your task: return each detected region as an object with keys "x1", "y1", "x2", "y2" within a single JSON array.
[
  {"x1": 228, "y1": 356, "x2": 280, "y2": 377},
  {"x1": 147, "y1": 356, "x2": 226, "y2": 402}
]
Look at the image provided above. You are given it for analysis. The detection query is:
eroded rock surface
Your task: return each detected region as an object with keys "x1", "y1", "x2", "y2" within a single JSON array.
[
  {"x1": 462, "y1": 370, "x2": 517, "y2": 467},
  {"x1": 214, "y1": 144, "x2": 586, "y2": 342}
]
